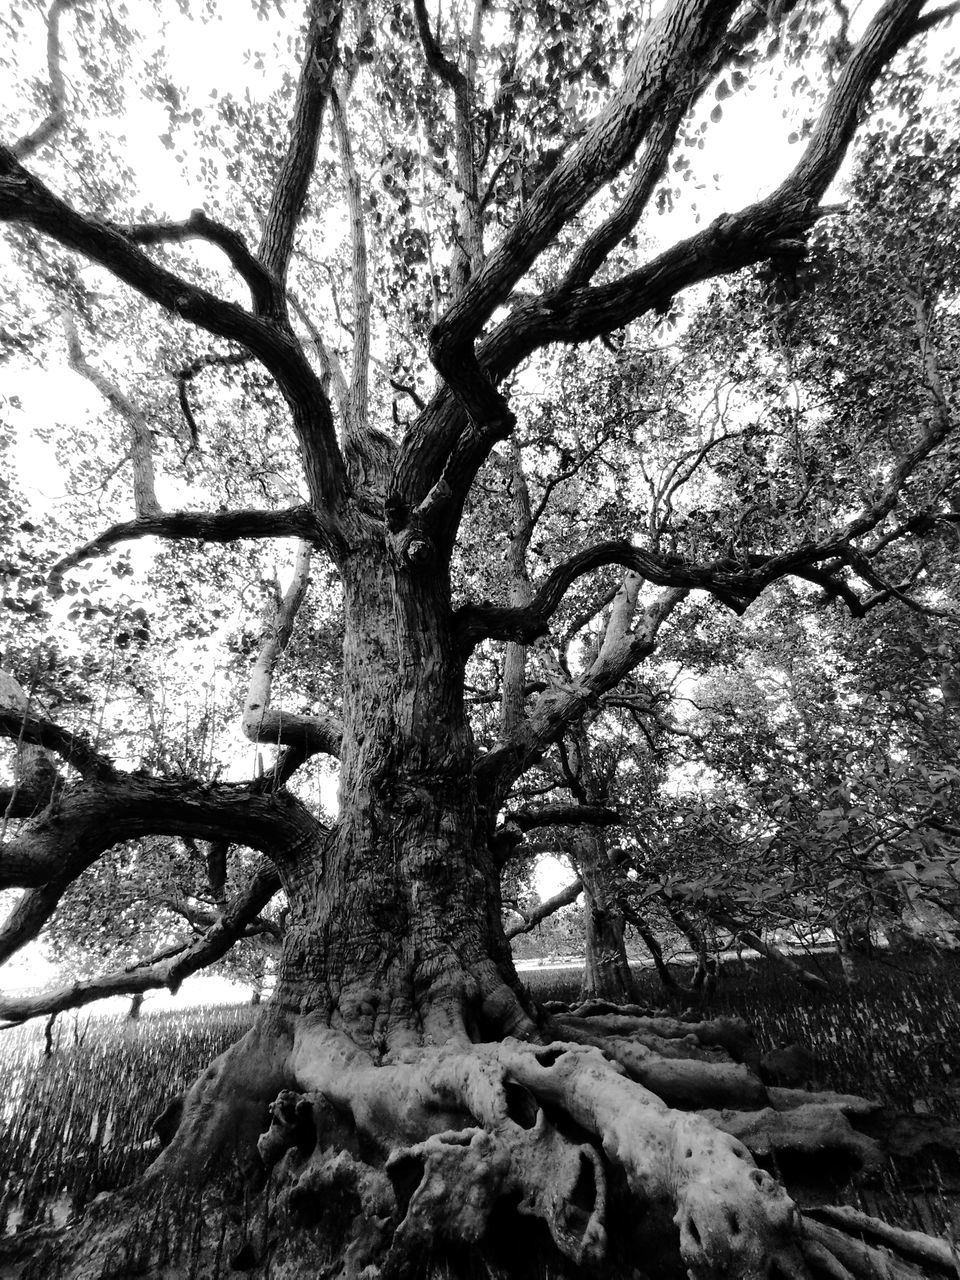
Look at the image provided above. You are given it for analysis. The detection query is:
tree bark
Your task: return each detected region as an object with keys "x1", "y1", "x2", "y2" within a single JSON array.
[{"x1": 576, "y1": 830, "x2": 639, "y2": 1005}]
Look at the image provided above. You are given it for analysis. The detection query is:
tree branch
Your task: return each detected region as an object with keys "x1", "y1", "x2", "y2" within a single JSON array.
[
  {"x1": 257, "y1": 0, "x2": 343, "y2": 285},
  {"x1": 0, "y1": 708, "x2": 116, "y2": 783},
  {"x1": 391, "y1": 0, "x2": 938, "y2": 551},
  {"x1": 119, "y1": 211, "x2": 280, "y2": 314},
  {"x1": 0, "y1": 883, "x2": 64, "y2": 966},
  {"x1": 412, "y1": 0, "x2": 484, "y2": 298},
  {"x1": 0, "y1": 773, "x2": 319, "y2": 891},
  {"x1": 503, "y1": 804, "x2": 622, "y2": 832},
  {"x1": 11, "y1": 0, "x2": 77, "y2": 160},
  {"x1": 62, "y1": 309, "x2": 161, "y2": 516},
  {"x1": 50, "y1": 505, "x2": 319, "y2": 579},
  {"x1": 475, "y1": 586, "x2": 688, "y2": 802},
  {"x1": 242, "y1": 541, "x2": 344, "y2": 763},
  {"x1": 0, "y1": 861, "x2": 282, "y2": 1025},
  {"x1": 505, "y1": 878, "x2": 583, "y2": 940},
  {"x1": 429, "y1": 0, "x2": 740, "y2": 356},
  {"x1": 0, "y1": 148, "x2": 351, "y2": 536},
  {"x1": 455, "y1": 540, "x2": 754, "y2": 652}
]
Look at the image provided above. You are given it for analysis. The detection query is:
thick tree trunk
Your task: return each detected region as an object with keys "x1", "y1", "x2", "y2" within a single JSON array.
[{"x1": 265, "y1": 548, "x2": 531, "y2": 1049}]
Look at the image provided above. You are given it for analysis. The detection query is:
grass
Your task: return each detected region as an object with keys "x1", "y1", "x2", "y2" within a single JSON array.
[
  {"x1": 3, "y1": 952, "x2": 960, "y2": 1243},
  {"x1": 0, "y1": 1003, "x2": 254, "y2": 1234}
]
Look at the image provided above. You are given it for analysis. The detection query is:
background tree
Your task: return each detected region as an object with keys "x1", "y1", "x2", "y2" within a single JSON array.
[{"x1": 1, "y1": 1, "x2": 959, "y2": 1276}]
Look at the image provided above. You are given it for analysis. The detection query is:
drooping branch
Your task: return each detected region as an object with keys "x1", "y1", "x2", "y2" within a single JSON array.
[
  {"x1": 0, "y1": 861, "x2": 283, "y2": 1025},
  {"x1": 49, "y1": 505, "x2": 319, "y2": 580},
  {"x1": 0, "y1": 688, "x2": 116, "y2": 785},
  {"x1": 505, "y1": 878, "x2": 583, "y2": 940},
  {"x1": 706, "y1": 908, "x2": 831, "y2": 993},
  {"x1": 242, "y1": 541, "x2": 343, "y2": 768},
  {"x1": 0, "y1": 772, "x2": 319, "y2": 891},
  {"x1": 61, "y1": 310, "x2": 161, "y2": 517},
  {"x1": 455, "y1": 541, "x2": 751, "y2": 653},
  {"x1": 175, "y1": 349, "x2": 253, "y2": 446}
]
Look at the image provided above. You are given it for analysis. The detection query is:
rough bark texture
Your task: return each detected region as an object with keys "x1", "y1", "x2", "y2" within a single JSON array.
[{"x1": 577, "y1": 830, "x2": 639, "y2": 1005}]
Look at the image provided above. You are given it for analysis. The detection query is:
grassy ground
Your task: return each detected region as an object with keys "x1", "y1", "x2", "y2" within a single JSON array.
[
  {"x1": 0, "y1": 1004, "x2": 253, "y2": 1234},
  {"x1": 3, "y1": 951, "x2": 960, "y2": 1242}
]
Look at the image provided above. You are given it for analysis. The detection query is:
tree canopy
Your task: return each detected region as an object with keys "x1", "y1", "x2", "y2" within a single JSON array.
[{"x1": 2, "y1": 1, "x2": 960, "y2": 1277}]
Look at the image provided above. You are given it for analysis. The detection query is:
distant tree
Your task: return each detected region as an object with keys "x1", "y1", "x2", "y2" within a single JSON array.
[{"x1": 1, "y1": 1, "x2": 958, "y2": 1276}]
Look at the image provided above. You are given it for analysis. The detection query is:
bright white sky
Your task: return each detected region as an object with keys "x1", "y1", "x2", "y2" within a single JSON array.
[{"x1": 1, "y1": 1, "x2": 957, "y2": 992}]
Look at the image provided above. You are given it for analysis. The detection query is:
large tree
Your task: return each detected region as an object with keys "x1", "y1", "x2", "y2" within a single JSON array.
[{"x1": 2, "y1": 0, "x2": 959, "y2": 1276}]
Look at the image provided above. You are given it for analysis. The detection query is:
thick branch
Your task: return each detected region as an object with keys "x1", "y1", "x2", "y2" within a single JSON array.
[
  {"x1": 50, "y1": 505, "x2": 319, "y2": 579},
  {"x1": 0, "y1": 862, "x2": 283, "y2": 1025},
  {"x1": 504, "y1": 804, "x2": 622, "y2": 832},
  {"x1": 392, "y1": 0, "x2": 937, "y2": 543},
  {"x1": 0, "y1": 773, "x2": 319, "y2": 891},
  {"x1": 0, "y1": 883, "x2": 64, "y2": 966},
  {"x1": 0, "y1": 707, "x2": 115, "y2": 783},
  {"x1": 120, "y1": 211, "x2": 280, "y2": 314},
  {"x1": 257, "y1": 0, "x2": 342, "y2": 284},
  {"x1": 429, "y1": 0, "x2": 740, "y2": 355}
]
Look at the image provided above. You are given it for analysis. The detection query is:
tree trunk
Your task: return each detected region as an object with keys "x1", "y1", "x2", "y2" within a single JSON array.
[{"x1": 576, "y1": 831, "x2": 638, "y2": 1004}]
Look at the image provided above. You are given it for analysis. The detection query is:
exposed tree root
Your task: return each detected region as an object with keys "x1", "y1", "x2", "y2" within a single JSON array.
[{"x1": 5, "y1": 1013, "x2": 955, "y2": 1280}]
